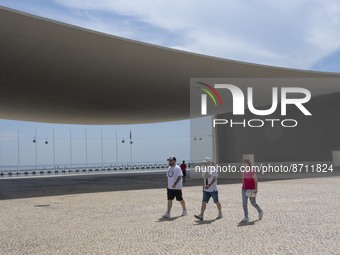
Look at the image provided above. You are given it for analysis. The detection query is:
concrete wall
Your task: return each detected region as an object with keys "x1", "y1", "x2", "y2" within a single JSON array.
[{"x1": 216, "y1": 92, "x2": 340, "y2": 163}]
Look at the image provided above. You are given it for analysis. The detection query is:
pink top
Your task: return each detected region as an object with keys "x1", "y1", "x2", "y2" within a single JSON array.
[{"x1": 242, "y1": 168, "x2": 256, "y2": 190}]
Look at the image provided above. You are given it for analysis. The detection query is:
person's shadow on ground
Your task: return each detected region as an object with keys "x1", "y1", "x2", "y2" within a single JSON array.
[
  {"x1": 156, "y1": 216, "x2": 181, "y2": 222},
  {"x1": 237, "y1": 219, "x2": 260, "y2": 227},
  {"x1": 193, "y1": 218, "x2": 219, "y2": 225}
]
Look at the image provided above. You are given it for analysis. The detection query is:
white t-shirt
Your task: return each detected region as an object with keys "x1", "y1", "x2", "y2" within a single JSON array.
[
  {"x1": 167, "y1": 165, "x2": 183, "y2": 190},
  {"x1": 202, "y1": 166, "x2": 218, "y2": 192}
]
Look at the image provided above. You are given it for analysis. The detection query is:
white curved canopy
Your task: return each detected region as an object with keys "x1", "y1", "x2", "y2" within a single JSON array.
[{"x1": 0, "y1": 7, "x2": 339, "y2": 124}]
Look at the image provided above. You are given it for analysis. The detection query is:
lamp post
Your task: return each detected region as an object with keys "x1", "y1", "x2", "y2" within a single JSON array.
[
  {"x1": 32, "y1": 128, "x2": 49, "y2": 171},
  {"x1": 119, "y1": 131, "x2": 134, "y2": 165},
  {"x1": 17, "y1": 129, "x2": 20, "y2": 172},
  {"x1": 121, "y1": 137, "x2": 125, "y2": 166},
  {"x1": 101, "y1": 129, "x2": 104, "y2": 169},
  {"x1": 33, "y1": 128, "x2": 37, "y2": 170},
  {"x1": 85, "y1": 128, "x2": 88, "y2": 168},
  {"x1": 0, "y1": 131, "x2": 1, "y2": 172},
  {"x1": 69, "y1": 129, "x2": 72, "y2": 170},
  {"x1": 129, "y1": 130, "x2": 133, "y2": 165},
  {"x1": 53, "y1": 128, "x2": 56, "y2": 170},
  {"x1": 115, "y1": 130, "x2": 118, "y2": 164}
]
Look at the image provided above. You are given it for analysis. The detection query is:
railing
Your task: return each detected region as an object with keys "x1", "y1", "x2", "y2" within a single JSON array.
[{"x1": 0, "y1": 162, "x2": 171, "y2": 177}]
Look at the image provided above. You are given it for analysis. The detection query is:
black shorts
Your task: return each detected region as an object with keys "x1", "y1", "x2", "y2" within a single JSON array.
[
  {"x1": 182, "y1": 171, "x2": 186, "y2": 177},
  {"x1": 167, "y1": 188, "x2": 183, "y2": 201}
]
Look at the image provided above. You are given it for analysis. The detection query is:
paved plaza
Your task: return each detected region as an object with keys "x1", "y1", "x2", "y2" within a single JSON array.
[{"x1": 0, "y1": 176, "x2": 339, "y2": 254}]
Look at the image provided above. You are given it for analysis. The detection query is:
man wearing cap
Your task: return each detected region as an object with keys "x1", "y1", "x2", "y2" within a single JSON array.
[
  {"x1": 194, "y1": 157, "x2": 222, "y2": 221},
  {"x1": 162, "y1": 156, "x2": 188, "y2": 218}
]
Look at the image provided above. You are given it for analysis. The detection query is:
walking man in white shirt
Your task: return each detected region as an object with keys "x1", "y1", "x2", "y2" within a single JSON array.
[
  {"x1": 162, "y1": 156, "x2": 188, "y2": 218},
  {"x1": 194, "y1": 157, "x2": 222, "y2": 221}
]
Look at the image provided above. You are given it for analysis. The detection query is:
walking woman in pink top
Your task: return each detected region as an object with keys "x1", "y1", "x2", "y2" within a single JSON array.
[{"x1": 241, "y1": 159, "x2": 264, "y2": 223}]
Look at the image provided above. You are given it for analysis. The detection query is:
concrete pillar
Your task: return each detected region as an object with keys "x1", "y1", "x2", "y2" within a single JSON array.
[
  {"x1": 242, "y1": 154, "x2": 254, "y2": 165},
  {"x1": 332, "y1": 151, "x2": 340, "y2": 167},
  {"x1": 212, "y1": 115, "x2": 218, "y2": 164}
]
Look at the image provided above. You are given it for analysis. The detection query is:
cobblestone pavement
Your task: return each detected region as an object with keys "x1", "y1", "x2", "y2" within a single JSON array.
[{"x1": 0, "y1": 177, "x2": 339, "y2": 255}]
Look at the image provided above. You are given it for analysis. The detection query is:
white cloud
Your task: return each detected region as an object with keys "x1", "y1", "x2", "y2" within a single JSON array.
[
  {"x1": 25, "y1": 0, "x2": 340, "y2": 69},
  {"x1": 3, "y1": 0, "x2": 340, "y2": 68}
]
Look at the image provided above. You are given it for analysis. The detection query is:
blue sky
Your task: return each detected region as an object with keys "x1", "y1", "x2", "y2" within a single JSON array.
[{"x1": 1, "y1": 0, "x2": 340, "y2": 167}]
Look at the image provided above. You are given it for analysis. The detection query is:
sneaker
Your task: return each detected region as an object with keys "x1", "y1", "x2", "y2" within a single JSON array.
[
  {"x1": 259, "y1": 210, "x2": 264, "y2": 220},
  {"x1": 216, "y1": 212, "x2": 223, "y2": 219},
  {"x1": 241, "y1": 217, "x2": 249, "y2": 223},
  {"x1": 181, "y1": 210, "x2": 188, "y2": 216},
  {"x1": 194, "y1": 214, "x2": 203, "y2": 221},
  {"x1": 162, "y1": 212, "x2": 170, "y2": 218}
]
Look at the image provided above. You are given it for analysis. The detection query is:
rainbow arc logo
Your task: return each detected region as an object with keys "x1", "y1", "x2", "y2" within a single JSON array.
[{"x1": 196, "y1": 82, "x2": 223, "y2": 115}]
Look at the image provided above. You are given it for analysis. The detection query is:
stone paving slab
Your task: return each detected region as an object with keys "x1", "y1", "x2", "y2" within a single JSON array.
[{"x1": 0, "y1": 177, "x2": 339, "y2": 254}]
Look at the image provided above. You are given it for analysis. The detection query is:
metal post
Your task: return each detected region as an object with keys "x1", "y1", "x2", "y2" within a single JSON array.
[
  {"x1": 85, "y1": 128, "x2": 88, "y2": 168},
  {"x1": 130, "y1": 143, "x2": 132, "y2": 165},
  {"x1": 70, "y1": 128, "x2": 72, "y2": 170},
  {"x1": 0, "y1": 131, "x2": 2, "y2": 172},
  {"x1": 115, "y1": 130, "x2": 118, "y2": 164},
  {"x1": 101, "y1": 129, "x2": 104, "y2": 169},
  {"x1": 17, "y1": 129, "x2": 20, "y2": 172},
  {"x1": 35, "y1": 128, "x2": 37, "y2": 170},
  {"x1": 53, "y1": 128, "x2": 56, "y2": 170},
  {"x1": 129, "y1": 130, "x2": 133, "y2": 166}
]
